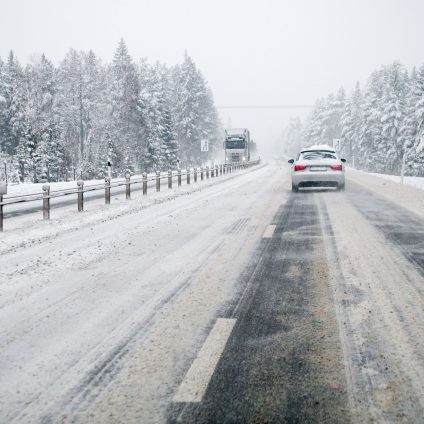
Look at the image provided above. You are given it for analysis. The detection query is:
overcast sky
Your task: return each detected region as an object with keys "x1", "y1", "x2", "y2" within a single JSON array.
[{"x1": 1, "y1": 0, "x2": 424, "y2": 154}]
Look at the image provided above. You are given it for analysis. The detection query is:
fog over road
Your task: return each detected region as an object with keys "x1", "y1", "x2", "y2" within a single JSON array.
[{"x1": 1, "y1": 161, "x2": 424, "y2": 423}]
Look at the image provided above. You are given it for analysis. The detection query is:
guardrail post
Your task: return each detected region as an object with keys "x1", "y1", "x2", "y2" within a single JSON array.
[
  {"x1": 194, "y1": 167, "x2": 197, "y2": 183},
  {"x1": 206, "y1": 166, "x2": 209, "y2": 179},
  {"x1": 105, "y1": 177, "x2": 111, "y2": 204},
  {"x1": 168, "y1": 170, "x2": 172, "y2": 189},
  {"x1": 77, "y1": 180, "x2": 84, "y2": 212},
  {"x1": 178, "y1": 168, "x2": 182, "y2": 186},
  {"x1": 216, "y1": 165, "x2": 219, "y2": 177},
  {"x1": 42, "y1": 184, "x2": 50, "y2": 220},
  {"x1": 0, "y1": 195, "x2": 3, "y2": 232},
  {"x1": 156, "y1": 171, "x2": 161, "y2": 192},
  {"x1": 211, "y1": 166, "x2": 214, "y2": 178},
  {"x1": 126, "y1": 174, "x2": 131, "y2": 199},
  {"x1": 201, "y1": 167, "x2": 204, "y2": 181},
  {"x1": 187, "y1": 168, "x2": 190, "y2": 185},
  {"x1": 220, "y1": 165, "x2": 222, "y2": 176},
  {"x1": 143, "y1": 172, "x2": 147, "y2": 195}
]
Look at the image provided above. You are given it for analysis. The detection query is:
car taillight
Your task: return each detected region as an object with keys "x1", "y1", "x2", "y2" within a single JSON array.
[
  {"x1": 330, "y1": 164, "x2": 343, "y2": 170},
  {"x1": 294, "y1": 165, "x2": 306, "y2": 171}
]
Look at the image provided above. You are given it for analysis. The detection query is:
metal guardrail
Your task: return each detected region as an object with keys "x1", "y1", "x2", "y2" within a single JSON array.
[{"x1": 0, "y1": 160, "x2": 260, "y2": 232}]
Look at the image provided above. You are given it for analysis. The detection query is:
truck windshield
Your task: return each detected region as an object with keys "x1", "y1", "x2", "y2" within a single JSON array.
[{"x1": 226, "y1": 139, "x2": 246, "y2": 149}]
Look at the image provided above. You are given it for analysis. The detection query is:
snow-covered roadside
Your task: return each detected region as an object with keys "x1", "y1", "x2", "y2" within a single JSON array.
[
  {"x1": 3, "y1": 164, "x2": 226, "y2": 198},
  {"x1": 0, "y1": 164, "x2": 265, "y2": 254},
  {"x1": 346, "y1": 167, "x2": 424, "y2": 219},
  {"x1": 0, "y1": 160, "x2": 287, "y2": 423},
  {"x1": 350, "y1": 167, "x2": 424, "y2": 191}
]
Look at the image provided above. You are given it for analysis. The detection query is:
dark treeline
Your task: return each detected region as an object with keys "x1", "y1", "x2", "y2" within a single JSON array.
[
  {"x1": 283, "y1": 61, "x2": 424, "y2": 176},
  {"x1": 0, "y1": 39, "x2": 222, "y2": 182}
]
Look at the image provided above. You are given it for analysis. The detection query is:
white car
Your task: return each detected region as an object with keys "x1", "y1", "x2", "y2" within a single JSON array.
[{"x1": 288, "y1": 145, "x2": 346, "y2": 192}]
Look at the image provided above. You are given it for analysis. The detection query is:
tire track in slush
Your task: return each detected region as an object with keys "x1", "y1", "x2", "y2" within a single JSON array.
[
  {"x1": 319, "y1": 188, "x2": 424, "y2": 422},
  {"x1": 169, "y1": 193, "x2": 352, "y2": 423}
]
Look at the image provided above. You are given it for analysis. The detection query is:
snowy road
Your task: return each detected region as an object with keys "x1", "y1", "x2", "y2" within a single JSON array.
[{"x1": 1, "y1": 161, "x2": 424, "y2": 423}]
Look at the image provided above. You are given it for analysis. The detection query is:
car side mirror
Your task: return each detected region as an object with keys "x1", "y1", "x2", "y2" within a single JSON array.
[
  {"x1": 341, "y1": 158, "x2": 346, "y2": 163},
  {"x1": 288, "y1": 159, "x2": 294, "y2": 164}
]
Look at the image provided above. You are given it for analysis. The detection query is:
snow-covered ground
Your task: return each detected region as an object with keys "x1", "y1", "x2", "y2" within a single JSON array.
[
  {"x1": 0, "y1": 160, "x2": 285, "y2": 423},
  {"x1": 347, "y1": 167, "x2": 424, "y2": 220},
  {"x1": 0, "y1": 164, "x2": 263, "y2": 254},
  {"x1": 351, "y1": 168, "x2": 424, "y2": 191},
  {"x1": 2, "y1": 160, "x2": 424, "y2": 423}
]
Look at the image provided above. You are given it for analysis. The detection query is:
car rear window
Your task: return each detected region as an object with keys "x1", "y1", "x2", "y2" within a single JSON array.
[{"x1": 299, "y1": 150, "x2": 337, "y2": 160}]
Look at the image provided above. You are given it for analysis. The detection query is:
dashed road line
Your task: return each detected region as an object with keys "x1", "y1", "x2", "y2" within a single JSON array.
[
  {"x1": 262, "y1": 224, "x2": 276, "y2": 238},
  {"x1": 173, "y1": 318, "x2": 236, "y2": 403}
]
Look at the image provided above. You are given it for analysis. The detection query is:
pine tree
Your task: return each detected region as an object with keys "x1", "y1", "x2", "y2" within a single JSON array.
[
  {"x1": 359, "y1": 69, "x2": 385, "y2": 171},
  {"x1": 109, "y1": 39, "x2": 142, "y2": 174},
  {"x1": 172, "y1": 52, "x2": 211, "y2": 166},
  {"x1": 304, "y1": 98, "x2": 326, "y2": 145},
  {"x1": 410, "y1": 65, "x2": 424, "y2": 176},
  {"x1": 380, "y1": 62, "x2": 408, "y2": 174},
  {"x1": 321, "y1": 88, "x2": 345, "y2": 147},
  {"x1": 0, "y1": 51, "x2": 26, "y2": 158},
  {"x1": 341, "y1": 82, "x2": 363, "y2": 164}
]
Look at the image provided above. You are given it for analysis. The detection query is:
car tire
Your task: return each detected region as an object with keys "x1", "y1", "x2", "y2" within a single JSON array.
[
  {"x1": 338, "y1": 184, "x2": 345, "y2": 192},
  {"x1": 292, "y1": 183, "x2": 299, "y2": 193}
]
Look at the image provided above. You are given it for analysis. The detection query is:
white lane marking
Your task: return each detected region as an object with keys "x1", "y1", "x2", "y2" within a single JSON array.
[
  {"x1": 173, "y1": 318, "x2": 236, "y2": 403},
  {"x1": 263, "y1": 224, "x2": 276, "y2": 238}
]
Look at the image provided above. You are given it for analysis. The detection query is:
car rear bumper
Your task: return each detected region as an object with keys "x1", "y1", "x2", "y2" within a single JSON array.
[{"x1": 292, "y1": 172, "x2": 345, "y2": 187}]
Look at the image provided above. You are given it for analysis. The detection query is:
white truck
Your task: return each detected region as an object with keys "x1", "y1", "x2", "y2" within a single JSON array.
[{"x1": 224, "y1": 128, "x2": 251, "y2": 163}]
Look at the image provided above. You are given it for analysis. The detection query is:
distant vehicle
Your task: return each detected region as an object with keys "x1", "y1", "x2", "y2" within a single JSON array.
[
  {"x1": 224, "y1": 128, "x2": 250, "y2": 163},
  {"x1": 288, "y1": 145, "x2": 346, "y2": 192}
]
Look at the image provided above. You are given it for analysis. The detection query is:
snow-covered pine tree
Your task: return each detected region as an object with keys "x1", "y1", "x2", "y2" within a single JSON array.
[
  {"x1": 80, "y1": 50, "x2": 107, "y2": 178},
  {"x1": 139, "y1": 60, "x2": 163, "y2": 172},
  {"x1": 172, "y1": 52, "x2": 211, "y2": 166},
  {"x1": 320, "y1": 88, "x2": 345, "y2": 148},
  {"x1": 410, "y1": 65, "x2": 424, "y2": 176},
  {"x1": 304, "y1": 98, "x2": 326, "y2": 146},
  {"x1": 200, "y1": 87, "x2": 222, "y2": 161},
  {"x1": 340, "y1": 82, "x2": 363, "y2": 165},
  {"x1": 400, "y1": 67, "x2": 419, "y2": 176},
  {"x1": 109, "y1": 39, "x2": 142, "y2": 175},
  {"x1": 14, "y1": 54, "x2": 60, "y2": 182},
  {"x1": 358, "y1": 69, "x2": 385, "y2": 171},
  {"x1": 34, "y1": 54, "x2": 63, "y2": 181},
  {"x1": 56, "y1": 49, "x2": 85, "y2": 176},
  {"x1": 0, "y1": 51, "x2": 26, "y2": 159},
  {"x1": 380, "y1": 62, "x2": 408, "y2": 174}
]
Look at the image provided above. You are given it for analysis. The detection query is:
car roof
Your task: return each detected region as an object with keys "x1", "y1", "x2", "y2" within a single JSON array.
[{"x1": 300, "y1": 144, "x2": 336, "y2": 153}]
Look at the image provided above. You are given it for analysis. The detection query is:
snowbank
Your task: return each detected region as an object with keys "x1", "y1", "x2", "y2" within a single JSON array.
[{"x1": 351, "y1": 168, "x2": 424, "y2": 191}]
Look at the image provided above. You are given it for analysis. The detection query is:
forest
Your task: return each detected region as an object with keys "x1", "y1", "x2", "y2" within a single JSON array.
[
  {"x1": 0, "y1": 39, "x2": 222, "y2": 182},
  {"x1": 283, "y1": 61, "x2": 424, "y2": 176}
]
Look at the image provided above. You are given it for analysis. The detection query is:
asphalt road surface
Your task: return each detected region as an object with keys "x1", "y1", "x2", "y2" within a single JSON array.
[{"x1": 1, "y1": 161, "x2": 424, "y2": 423}]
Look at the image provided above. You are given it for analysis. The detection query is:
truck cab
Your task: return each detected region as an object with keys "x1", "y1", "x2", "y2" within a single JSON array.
[{"x1": 224, "y1": 128, "x2": 250, "y2": 163}]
